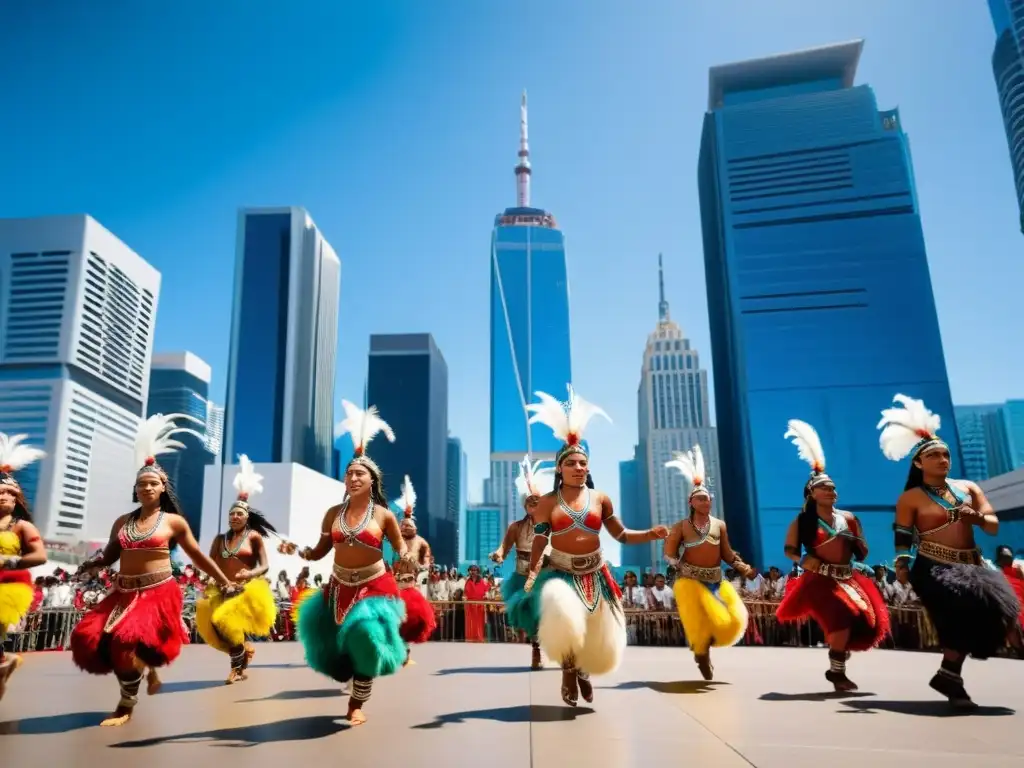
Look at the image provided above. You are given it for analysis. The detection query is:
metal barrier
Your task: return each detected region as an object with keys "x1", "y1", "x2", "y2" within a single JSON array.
[{"x1": 4, "y1": 598, "x2": 950, "y2": 654}]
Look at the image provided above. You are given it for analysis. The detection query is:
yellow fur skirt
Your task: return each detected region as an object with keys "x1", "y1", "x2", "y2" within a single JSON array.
[
  {"x1": 195, "y1": 578, "x2": 277, "y2": 652},
  {"x1": 0, "y1": 571, "x2": 34, "y2": 628},
  {"x1": 673, "y1": 578, "x2": 748, "y2": 656}
]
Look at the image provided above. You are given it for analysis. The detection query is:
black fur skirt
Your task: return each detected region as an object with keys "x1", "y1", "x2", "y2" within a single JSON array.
[{"x1": 911, "y1": 554, "x2": 1020, "y2": 659}]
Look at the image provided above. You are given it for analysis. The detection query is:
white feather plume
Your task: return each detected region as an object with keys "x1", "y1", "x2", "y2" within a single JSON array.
[
  {"x1": 665, "y1": 444, "x2": 707, "y2": 490},
  {"x1": 232, "y1": 454, "x2": 264, "y2": 501},
  {"x1": 0, "y1": 433, "x2": 46, "y2": 473},
  {"x1": 533, "y1": 468, "x2": 556, "y2": 496},
  {"x1": 877, "y1": 394, "x2": 942, "y2": 461},
  {"x1": 784, "y1": 419, "x2": 826, "y2": 474},
  {"x1": 514, "y1": 455, "x2": 556, "y2": 498},
  {"x1": 525, "y1": 384, "x2": 611, "y2": 445},
  {"x1": 134, "y1": 413, "x2": 205, "y2": 468},
  {"x1": 335, "y1": 399, "x2": 396, "y2": 454},
  {"x1": 396, "y1": 474, "x2": 417, "y2": 515}
]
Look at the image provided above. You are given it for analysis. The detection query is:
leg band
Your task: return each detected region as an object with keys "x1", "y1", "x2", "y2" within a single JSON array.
[
  {"x1": 351, "y1": 675, "x2": 373, "y2": 704},
  {"x1": 828, "y1": 650, "x2": 847, "y2": 675},
  {"x1": 229, "y1": 645, "x2": 247, "y2": 671},
  {"x1": 117, "y1": 671, "x2": 144, "y2": 709}
]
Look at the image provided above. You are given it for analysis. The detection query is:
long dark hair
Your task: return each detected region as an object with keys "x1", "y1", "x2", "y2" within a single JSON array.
[
  {"x1": 230, "y1": 504, "x2": 277, "y2": 539},
  {"x1": 796, "y1": 482, "x2": 820, "y2": 553},
  {"x1": 904, "y1": 463, "x2": 924, "y2": 492}
]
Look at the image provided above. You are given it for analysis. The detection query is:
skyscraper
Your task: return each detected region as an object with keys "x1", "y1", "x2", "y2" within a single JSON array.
[
  {"x1": 446, "y1": 435, "x2": 468, "y2": 568},
  {"x1": 0, "y1": 215, "x2": 160, "y2": 540},
  {"x1": 465, "y1": 503, "x2": 502, "y2": 564},
  {"x1": 698, "y1": 41, "x2": 961, "y2": 567},
  {"x1": 488, "y1": 92, "x2": 572, "y2": 528},
  {"x1": 365, "y1": 333, "x2": 452, "y2": 564},
  {"x1": 147, "y1": 352, "x2": 216, "y2": 533},
  {"x1": 989, "y1": 0, "x2": 1024, "y2": 233},
  {"x1": 205, "y1": 403, "x2": 224, "y2": 455},
  {"x1": 223, "y1": 208, "x2": 339, "y2": 476},
  {"x1": 636, "y1": 255, "x2": 719, "y2": 567}
]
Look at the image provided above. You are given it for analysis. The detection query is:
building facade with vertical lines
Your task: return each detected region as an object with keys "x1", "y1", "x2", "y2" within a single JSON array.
[
  {"x1": 697, "y1": 41, "x2": 960, "y2": 567},
  {"x1": 0, "y1": 215, "x2": 160, "y2": 542}
]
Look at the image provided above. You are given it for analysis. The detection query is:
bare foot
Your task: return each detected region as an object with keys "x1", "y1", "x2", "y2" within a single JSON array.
[
  {"x1": 225, "y1": 668, "x2": 247, "y2": 685},
  {"x1": 146, "y1": 668, "x2": 162, "y2": 695},
  {"x1": 403, "y1": 657, "x2": 417, "y2": 667},
  {"x1": 100, "y1": 706, "x2": 134, "y2": 727},
  {"x1": 347, "y1": 707, "x2": 367, "y2": 726}
]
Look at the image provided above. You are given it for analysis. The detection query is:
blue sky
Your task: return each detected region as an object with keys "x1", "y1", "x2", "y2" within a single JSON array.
[{"x1": 2, "y1": 2, "x2": 1022, "y2": 542}]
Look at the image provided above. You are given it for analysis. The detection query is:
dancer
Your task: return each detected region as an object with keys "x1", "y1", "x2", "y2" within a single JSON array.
[
  {"x1": 195, "y1": 455, "x2": 279, "y2": 684},
  {"x1": 70, "y1": 414, "x2": 238, "y2": 727},
  {"x1": 523, "y1": 385, "x2": 668, "y2": 706},
  {"x1": 392, "y1": 474, "x2": 434, "y2": 664},
  {"x1": 879, "y1": 394, "x2": 1021, "y2": 707},
  {"x1": 776, "y1": 419, "x2": 889, "y2": 692},
  {"x1": 0, "y1": 434, "x2": 47, "y2": 701},
  {"x1": 280, "y1": 400, "x2": 435, "y2": 726},
  {"x1": 663, "y1": 444, "x2": 752, "y2": 681},
  {"x1": 491, "y1": 455, "x2": 555, "y2": 669}
]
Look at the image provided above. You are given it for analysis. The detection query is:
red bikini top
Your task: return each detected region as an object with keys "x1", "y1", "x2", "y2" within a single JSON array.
[
  {"x1": 551, "y1": 492, "x2": 602, "y2": 536},
  {"x1": 117, "y1": 512, "x2": 170, "y2": 551},
  {"x1": 331, "y1": 507, "x2": 383, "y2": 550}
]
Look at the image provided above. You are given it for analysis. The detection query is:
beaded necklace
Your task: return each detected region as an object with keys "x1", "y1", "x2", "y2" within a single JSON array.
[
  {"x1": 221, "y1": 527, "x2": 250, "y2": 558},
  {"x1": 124, "y1": 508, "x2": 164, "y2": 543},
  {"x1": 556, "y1": 487, "x2": 591, "y2": 525},
  {"x1": 337, "y1": 498, "x2": 374, "y2": 546}
]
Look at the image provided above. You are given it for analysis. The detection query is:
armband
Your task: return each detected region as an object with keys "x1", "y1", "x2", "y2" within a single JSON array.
[
  {"x1": 533, "y1": 523, "x2": 551, "y2": 536},
  {"x1": 25, "y1": 534, "x2": 41, "y2": 544},
  {"x1": 893, "y1": 524, "x2": 913, "y2": 556}
]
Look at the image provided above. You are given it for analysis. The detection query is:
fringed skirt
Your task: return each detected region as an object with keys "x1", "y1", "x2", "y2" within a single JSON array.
[
  {"x1": 70, "y1": 573, "x2": 189, "y2": 674},
  {"x1": 911, "y1": 553, "x2": 1020, "y2": 659},
  {"x1": 0, "y1": 570, "x2": 34, "y2": 628},
  {"x1": 501, "y1": 570, "x2": 544, "y2": 638},
  {"x1": 673, "y1": 577, "x2": 748, "y2": 655},
  {"x1": 776, "y1": 569, "x2": 889, "y2": 652},
  {"x1": 295, "y1": 565, "x2": 408, "y2": 681},
  {"x1": 194, "y1": 579, "x2": 278, "y2": 653},
  {"x1": 532, "y1": 559, "x2": 626, "y2": 676}
]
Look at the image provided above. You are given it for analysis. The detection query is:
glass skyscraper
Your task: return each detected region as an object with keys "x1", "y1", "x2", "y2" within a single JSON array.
[
  {"x1": 488, "y1": 93, "x2": 572, "y2": 527},
  {"x1": 446, "y1": 436, "x2": 468, "y2": 569},
  {"x1": 698, "y1": 41, "x2": 961, "y2": 567},
  {"x1": 989, "y1": 0, "x2": 1024, "y2": 232},
  {"x1": 223, "y1": 208, "x2": 339, "y2": 477},
  {"x1": 365, "y1": 333, "x2": 453, "y2": 565},
  {"x1": 147, "y1": 352, "x2": 216, "y2": 533}
]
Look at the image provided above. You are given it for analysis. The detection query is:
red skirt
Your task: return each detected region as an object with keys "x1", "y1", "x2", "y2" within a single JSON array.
[
  {"x1": 70, "y1": 578, "x2": 189, "y2": 675},
  {"x1": 776, "y1": 570, "x2": 890, "y2": 652},
  {"x1": 327, "y1": 571, "x2": 434, "y2": 644}
]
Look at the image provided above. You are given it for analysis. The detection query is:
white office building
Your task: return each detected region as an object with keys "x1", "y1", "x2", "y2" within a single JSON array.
[
  {"x1": 200, "y1": 461, "x2": 348, "y2": 581},
  {"x1": 0, "y1": 215, "x2": 160, "y2": 540},
  {"x1": 637, "y1": 256, "x2": 719, "y2": 566}
]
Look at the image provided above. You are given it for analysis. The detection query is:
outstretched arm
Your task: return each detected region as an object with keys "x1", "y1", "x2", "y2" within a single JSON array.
[
  {"x1": 78, "y1": 516, "x2": 126, "y2": 573},
  {"x1": 601, "y1": 495, "x2": 667, "y2": 545},
  {"x1": 294, "y1": 507, "x2": 339, "y2": 562},
  {"x1": 491, "y1": 522, "x2": 519, "y2": 563},
  {"x1": 172, "y1": 516, "x2": 233, "y2": 588},
  {"x1": 720, "y1": 522, "x2": 755, "y2": 578}
]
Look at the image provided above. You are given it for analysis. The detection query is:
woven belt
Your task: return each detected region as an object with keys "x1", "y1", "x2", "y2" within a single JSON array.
[
  {"x1": 115, "y1": 569, "x2": 173, "y2": 592},
  {"x1": 679, "y1": 563, "x2": 722, "y2": 584},
  {"x1": 815, "y1": 562, "x2": 853, "y2": 580},
  {"x1": 547, "y1": 548, "x2": 603, "y2": 575},
  {"x1": 332, "y1": 560, "x2": 386, "y2": 586},
  {"x1": 918, "y1": 540, "x2": 981, "y2": 566}
]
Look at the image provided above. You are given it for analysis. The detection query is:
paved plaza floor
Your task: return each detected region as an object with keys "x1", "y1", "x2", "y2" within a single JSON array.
[{"x1": 1, "y1": 642, "x2": 1021, "y2": 766}]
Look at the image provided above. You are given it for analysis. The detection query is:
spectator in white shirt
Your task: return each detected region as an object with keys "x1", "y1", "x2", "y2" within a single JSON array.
[
  {"x1": 620, "y1": 571, "x2": 648, "y2": 609},
  {"x1": 871, "y1": 565, "x2": 895, "y2": 603},
  {"x1": 759, "y1": 566, "x2": 788, "y2": 601},
  {"x1": 647, "y1": 573, "x2": 674, "y2": 610},
  {"x1": 890, "y1": 562, "x2": 918, "y2": 606},
  {"x1": 44, "y1": 576, "x2": 73, "y2": 608}
]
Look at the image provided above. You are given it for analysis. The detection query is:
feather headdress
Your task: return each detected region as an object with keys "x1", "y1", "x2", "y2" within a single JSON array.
[
  {"x1": 0, "y1": 433, "x2": 46, "y2": 491},
  {"x1": 335, "y1": 399, "x2": 396, "y2": 477},
  {"x1": 395, "y1": 475, "x2": 417, "y2": 521},
  {"x1": 135, "y1": 413, "x2": 205, "y2": 478},
  {"x1": 877, "y1": 394, "x2": 944, "y2": 462},
  {"x1": 784, "y1": 419, "x2": 833, "y2": 492},
  {"x1": 231, "y1": 454, "x2": 264, "y2": 506},
  {"x1": 514, "y1": 455, "x2": 555, "y2": 500},
  {"x1": 665, "y1": 444, "x2": 711, "y2": 500},
  {"x1": 526, "y1": 384, "x2": 611, "y2": 464}
]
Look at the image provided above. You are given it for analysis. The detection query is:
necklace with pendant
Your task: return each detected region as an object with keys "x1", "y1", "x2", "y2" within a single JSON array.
[{"x1": 338, "y1": 498, "x2": 373, "y2": 545}]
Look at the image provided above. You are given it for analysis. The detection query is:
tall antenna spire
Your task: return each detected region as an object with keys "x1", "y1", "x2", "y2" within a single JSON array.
[
  {"x1": 658, "y1": 253, "x2": 670, "y2": 322},
  {"x1": 515, "y1": 90, "x2": 531, "y2": 207}
]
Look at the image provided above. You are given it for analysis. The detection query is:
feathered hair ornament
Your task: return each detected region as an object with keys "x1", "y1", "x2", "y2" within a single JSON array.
[
  {"x1": 526, "y1": 384, "x2": 611, "y2": 464},
  {"x1": 395, "y1": 474, "x2": 417, "y2": 522},
  {"x1": 0, "y1": 432, "x2": 46, "y2": 492},
  {"x1": 784, "y1": 419, "x2": 834, "y2": 494},
  {"x1": 335, "y1": 399, "x2": 396, "y2": 478},
  {"x1": 514, "y1": 455, "x2": 555, "y2": 500},
  {"x1": 665, "y1": 444, "x2": 711, "y2": 500},
  {"x1": 877, "y1": 394, "x2": 945, "y2": 462},
  {"x1": 231, "y1": 454, "x2": 264, "y2": 507},
  {"x1": 135, "y1": 413, "x2": 205, "y2": 479}
]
